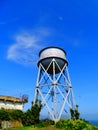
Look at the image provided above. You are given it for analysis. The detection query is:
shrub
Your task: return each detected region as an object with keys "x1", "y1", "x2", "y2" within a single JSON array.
[
  {"x1": 55, "y1": 118, "x2": 73, "y2": 130},
  {"x1": 0, "y1": 120, "x2": 1, "y2": 129},
  {"x1": 55, "y1": 118, "x2": 98, "y2": 130},
  {"x1": 70, "y1": 105, "x2": 80, "y2": 120},
  {"x1": 10, "y1": 110, "x2": 24, "y2": 121},
  {"x1": 0, "y1": 108, "x2": 24, "y2": 122},
  {"x1": 71, "y1": 120, "x2": 87, "y2": 130},
  {"x1": 0, "y1": 100, "x2": 42, "y2": 127},
  {"x1": 36, "y1": 119, "x2": 54, "y2": 127},
  {"x1": 23, "y1": 100, "x2": 42, "y2": 126},
  {"x1": 0, "y1": 108, "x2": 10, "y2": 120}
]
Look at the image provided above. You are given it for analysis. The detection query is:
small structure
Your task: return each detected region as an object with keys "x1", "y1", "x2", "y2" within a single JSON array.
[{"x1": 0, "y1": 95, "x2": 28, "y2": 110}]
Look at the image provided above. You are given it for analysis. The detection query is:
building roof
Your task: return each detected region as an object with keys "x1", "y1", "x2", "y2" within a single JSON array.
[
  {"x1": 0, "y1": 95, "x2": 28, "y2": 103},
  {"x1": 0, "y1": 95, "x2": 21, "y2": 103}
]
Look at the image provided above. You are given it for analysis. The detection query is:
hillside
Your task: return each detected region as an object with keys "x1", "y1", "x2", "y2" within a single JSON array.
[{"x1": 8, "y1": 119, "x2": 98, "y2": 130}]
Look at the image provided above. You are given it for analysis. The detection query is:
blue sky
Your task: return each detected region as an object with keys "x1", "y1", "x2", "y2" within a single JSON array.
[{"x1": 0, "y1": 0, "x2": 98, "y2": 120}]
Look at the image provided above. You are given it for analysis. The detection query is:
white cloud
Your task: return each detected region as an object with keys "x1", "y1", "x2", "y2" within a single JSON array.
[{"x1": 7, "y1": 28, "x2": 49, "y2": 65}]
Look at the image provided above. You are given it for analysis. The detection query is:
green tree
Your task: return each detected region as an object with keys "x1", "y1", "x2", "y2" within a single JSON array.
[
  {"x1": 70, "y1": 105, "x2": 80, "y2": 120},
  {"x1": 74, "y1": 105, "x2": 80, "y2": 120},
  {"x1": 70, "y1": 108, "x2": 75, "y2": 120},
  {"x1": 24, "y1": 100, "x2": 42, "y2": 126}
]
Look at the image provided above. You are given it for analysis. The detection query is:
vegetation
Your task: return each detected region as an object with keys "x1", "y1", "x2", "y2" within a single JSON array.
[
  {"x1": 70, "y1": 104, "x2": 80, "y2": 120},
  {"x1": 7, "y1": 119, "x2": 98, "y2": 130},
  {"x1": 0, "y1": 108, "x2": 24, "y2": 121},
  {"x1": 55, "y1": 119, "x2": 98, "y2": 130},
  {"x1": 0, "y1": 99, "x2": 42, "y2": 128},
  {"x1": 23, "y1": 100, "x2": 42, "y2": 126},
  {"x1": 35, "y1": 119, "x2": 54, "y2": 128},
  {"x1": 0, "y1": 102, "x2": 98, "y2": 130}
]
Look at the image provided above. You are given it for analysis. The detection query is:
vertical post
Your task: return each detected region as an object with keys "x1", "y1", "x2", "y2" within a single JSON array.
[{"x1": 34, "y1": 65, "x2": 41, "y2": 103}]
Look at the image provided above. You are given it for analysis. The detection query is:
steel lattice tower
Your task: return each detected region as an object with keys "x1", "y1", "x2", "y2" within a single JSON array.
[{"x1": 34, "y1": 47, "x2": 76, "y2": 122}]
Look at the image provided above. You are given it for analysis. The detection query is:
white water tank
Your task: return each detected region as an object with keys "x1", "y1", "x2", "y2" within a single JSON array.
[{"x1": 38, "y1": 47, "x2": 68, "y2": 74}]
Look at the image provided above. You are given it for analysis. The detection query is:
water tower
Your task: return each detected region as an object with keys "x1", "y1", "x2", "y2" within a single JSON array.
[{"x1": 34, "y1": 47, "x2": 76, "y2": 122}]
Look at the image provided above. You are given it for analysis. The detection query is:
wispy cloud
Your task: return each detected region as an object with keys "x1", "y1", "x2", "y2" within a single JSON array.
[{"x1": 7, "y1": 28, "x2": 50, "y2": 65}]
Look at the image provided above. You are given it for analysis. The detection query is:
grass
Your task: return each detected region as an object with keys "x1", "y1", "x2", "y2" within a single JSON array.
[
  {"x1": 7, "y1": 119, "x2": 98, "y2": 130},
  {"x1": 8, "y1": 126, "x2": 33, "y2": 130},
  {"x1": 7, "y1": 125, "x2": 98, "y2": 130},
  {"x1": 8, "y1": 126, "x2": 60, "y2": 130}
]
